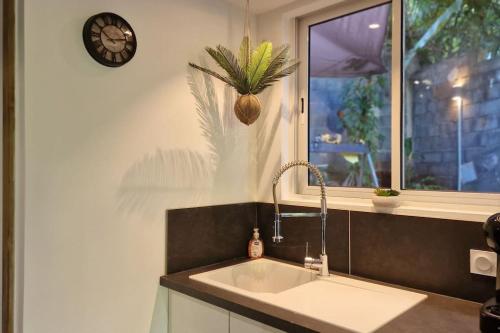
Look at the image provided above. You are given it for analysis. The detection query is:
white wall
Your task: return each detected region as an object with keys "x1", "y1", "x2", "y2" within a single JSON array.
[
  {"x1": 255, "y1": 0, "x2": 306, "y2": 203},
  {"x1": 254, "y1": 5, "x2": 288, "y2": 203},
  {"x1": 19, "y1": 0, "x2": 255, "y2": 332}
]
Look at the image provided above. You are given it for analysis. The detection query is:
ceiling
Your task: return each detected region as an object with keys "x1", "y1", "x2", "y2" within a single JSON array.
[{"x1": 224, "y1": 0, "x2": 297, "y2": 14}]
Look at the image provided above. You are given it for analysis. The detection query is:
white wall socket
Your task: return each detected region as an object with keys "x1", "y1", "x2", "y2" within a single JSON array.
[{"x1": 470, "y1": 249, "x2": 497, "y2": 277}]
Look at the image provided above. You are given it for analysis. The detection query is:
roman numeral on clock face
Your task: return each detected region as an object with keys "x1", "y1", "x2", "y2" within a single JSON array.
[
  {"x1": 96, "y1": 18, "x2": 105, "y2": 28},
  {"x1": 93, "y1": 39, "x2": 103, "y2": 49},
  {"x1": 101, "y1": 48, "x2": 109, "y2": 59}
]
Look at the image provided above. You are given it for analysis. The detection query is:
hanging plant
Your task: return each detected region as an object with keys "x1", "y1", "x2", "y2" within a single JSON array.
[{"x1": 188, "y1": 1, "x2": 299, "y2": 125}]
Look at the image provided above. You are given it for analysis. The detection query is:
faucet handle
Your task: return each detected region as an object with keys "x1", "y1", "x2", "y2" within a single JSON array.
[
  {"x1": 304, "y1": 241, "x2": 323, "y2": 270},
  {"x1": 272, "y1": 235, "x2": 283, "y2": 243},
  {"x1": 305, "y1": 241, "x2": 319, "y2": 266}
]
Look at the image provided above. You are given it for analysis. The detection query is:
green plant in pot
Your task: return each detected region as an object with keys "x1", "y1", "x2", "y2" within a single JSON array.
[
  {"x1": 372, "y1": 188, "x2": 401, "y2": 209},
  {"x1": 374, "y1": 188, "x2": 400, "y2": 197},
  {"x1": 189, "y1": 37, "x2": 299, "y2": 125}
]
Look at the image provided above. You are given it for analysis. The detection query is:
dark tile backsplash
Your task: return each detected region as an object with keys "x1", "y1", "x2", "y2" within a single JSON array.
[
  {"x1": 350, "y1": 212, "x2": 494, "y2": 303},
  {"x1": 166, "y1": 203, "x2": 256, "y2": 274},
  {"x1": 166, "y1": 202, "x2": 495, "y2": 302}
]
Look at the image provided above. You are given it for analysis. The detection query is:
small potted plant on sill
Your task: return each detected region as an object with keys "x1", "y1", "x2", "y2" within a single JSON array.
[{"x1": 372, "y1": 188, "x2": 401, "y2": 209}]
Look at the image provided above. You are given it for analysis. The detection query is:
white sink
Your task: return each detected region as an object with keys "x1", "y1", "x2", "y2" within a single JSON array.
[
  {"x1": 191, "y1": 257, "x2": 315, "y2": 293},
  {"x1": 190, "y1": 258, "x2": 427, "y2": 333}
]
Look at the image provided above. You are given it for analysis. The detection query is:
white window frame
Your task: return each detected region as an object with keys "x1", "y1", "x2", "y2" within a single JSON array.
[{"x1": 277, "y1": 0, "x2": 500, "y2": 222}]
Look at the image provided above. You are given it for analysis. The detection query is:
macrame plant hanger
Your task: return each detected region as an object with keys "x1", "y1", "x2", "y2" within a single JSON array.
[
  {"x1": 244, "y1": 0, "x2": 251, "y2": 43},
  {"x1": 234, "y1": 0, "x2": 263, "y2": 125}
]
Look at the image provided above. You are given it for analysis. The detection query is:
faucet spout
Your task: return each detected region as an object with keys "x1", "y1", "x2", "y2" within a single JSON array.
[
  {"x1": 271, "y1": 160, "x2": 329, "y2": 276},
  {"x1": 272, "y1": 161, "x2": 327, "y2": 217}
]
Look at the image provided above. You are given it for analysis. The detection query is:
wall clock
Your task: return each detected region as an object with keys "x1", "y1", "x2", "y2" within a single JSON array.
[{"x1": 82, "y1": 12, "x2": 137, "y2": 67}]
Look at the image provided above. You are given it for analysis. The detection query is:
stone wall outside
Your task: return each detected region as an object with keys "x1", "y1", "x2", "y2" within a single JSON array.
[{"x1": 409, "y1": 55, "x2": 500, "y2": 191}]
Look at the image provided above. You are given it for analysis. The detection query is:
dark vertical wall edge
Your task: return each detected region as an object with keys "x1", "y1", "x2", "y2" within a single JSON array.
[{"x1": 3, "y1": 0, "x2": 15, "y2": 332}]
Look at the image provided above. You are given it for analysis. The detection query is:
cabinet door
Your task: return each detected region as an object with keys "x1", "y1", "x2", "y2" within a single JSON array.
[
  {"x1": 230, "y1": 313, "x2": 285, "y2": 333},
  {"x1": 168, "y1": 290, "x2": 229, "y2": 333}
]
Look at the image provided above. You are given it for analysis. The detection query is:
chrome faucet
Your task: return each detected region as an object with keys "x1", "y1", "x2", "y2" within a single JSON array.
[{"x1": 272, "y1": 160, "x2": 329, "y2": 276}]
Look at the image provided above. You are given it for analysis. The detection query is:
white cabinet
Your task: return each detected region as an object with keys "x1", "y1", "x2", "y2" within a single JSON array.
[
  {"x1": 230, "y1": 313, "x2": 285, "y2": 333},
  {"x1": 167, "y1": 289, "x2": 285, "y2": 333},
  {"x1": 168, "y1": 290, "x2": 229, "y2": 333}
]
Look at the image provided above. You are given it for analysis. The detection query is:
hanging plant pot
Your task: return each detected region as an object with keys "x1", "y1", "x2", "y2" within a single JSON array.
[
  {"x1": 234, "y1": 94, "x2": 261, "y2": 126},
  {"x1": 188, "y1": 0, "x2": 299, "y2": 127}
]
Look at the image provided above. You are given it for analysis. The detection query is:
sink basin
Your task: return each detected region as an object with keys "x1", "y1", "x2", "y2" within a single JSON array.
[
  {"x1": 190, "y1": 257, "x2": 315, "y2": 293},
  {"x1": 190, "y1": 258, "x2": 427, "y2": 333}
]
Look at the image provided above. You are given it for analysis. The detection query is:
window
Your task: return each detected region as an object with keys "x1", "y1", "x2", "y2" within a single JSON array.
[
  {"x1": 297, "y1": 0, "x2": 500, "y2": 201},
  {"x1": 403, "y1": 0, "x2": 500, "y2": 193},
  {"x1": 299, "y1": 2, "x2": 393, "y2": 190}
]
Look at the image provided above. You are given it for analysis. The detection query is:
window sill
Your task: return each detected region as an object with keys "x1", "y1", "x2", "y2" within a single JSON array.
[{"x1": 278, "y1": 193, "x2": 497, "y2": 222}]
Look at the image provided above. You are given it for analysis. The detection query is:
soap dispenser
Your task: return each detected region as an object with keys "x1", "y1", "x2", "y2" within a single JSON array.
[
  {"x1": 480, "y1": 213, "x2": 500, "y2": 332},
  {"x1": 248, "y1": 228, "x2": 263, "y2": 259}
]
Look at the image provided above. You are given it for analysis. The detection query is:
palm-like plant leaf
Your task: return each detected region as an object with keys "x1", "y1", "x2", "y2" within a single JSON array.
[
  {"x1": 188, "y1": 62, "x2": 235, "y2": 88},
  {"x1": 259, "y1": 45, "x2": 290, "y2": 79},
  {"x1": 238, "y1": 36, "x2": 251, "y2": 73},
  {"x1": 218, "y1": 45, "x2": 250, "y2": 93},
  {"x1": 205, "y1": 46, "x2": 248, "y2": 94},
  {"x1": 252, "y1": 61, "x2": 300, "y2": 94},
  {"x1": 247, "y1": 41, "x2": 273, "y2": 89},
  {"x1": 189, "y1": 38, "x2": 299, "y2": 97},
  {"x1": 271, "y1": 61, "x2": 300, "y2": 79}
]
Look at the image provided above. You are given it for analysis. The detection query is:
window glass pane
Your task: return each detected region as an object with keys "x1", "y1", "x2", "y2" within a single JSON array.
[
  {"x1": 308, "y1": 3, "x2": 392, "y2": 188},
  {"x1": 403, "y1": 0, "x2": 500, "y2": 192}
]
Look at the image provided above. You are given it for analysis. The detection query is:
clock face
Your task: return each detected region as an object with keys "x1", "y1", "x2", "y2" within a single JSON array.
[{"x1": 83, "y1": 12, "x2": 137, "y2": 67}]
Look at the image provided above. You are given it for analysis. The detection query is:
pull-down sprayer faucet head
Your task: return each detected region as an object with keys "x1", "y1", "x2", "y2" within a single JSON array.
[
  {"x1": 271, "y1": 161, "x2": 330, "y2": 276},
  {"x1": 272, "y1": 160, "x2": 327, "y2": 217}
]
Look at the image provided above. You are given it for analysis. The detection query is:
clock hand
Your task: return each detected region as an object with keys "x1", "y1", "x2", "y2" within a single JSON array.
[{"x1": 101, "y1": 30, "x2": 116, "y2": 44}]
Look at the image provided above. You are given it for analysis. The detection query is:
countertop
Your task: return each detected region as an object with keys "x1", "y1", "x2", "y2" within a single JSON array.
[{"x1": 160, "y1": 257, "x2": 481, "y2": 333}]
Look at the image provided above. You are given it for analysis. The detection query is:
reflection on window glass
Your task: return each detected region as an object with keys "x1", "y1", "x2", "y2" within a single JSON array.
[
  {"x1": 308, "y1": 3, "x2": 392, "y2": 188},
  {"x1": 403, "y1": 0, "x2": 500, "y2": 192}
]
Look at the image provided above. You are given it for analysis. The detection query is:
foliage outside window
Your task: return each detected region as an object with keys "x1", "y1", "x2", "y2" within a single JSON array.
[
  {"x1": 403, "y1": 0, "x2": 500, "y2": 192},
  {"x1": 308, "y1": 3, "x2": 392, "y2": 189},
  {"x1": 304, "y1": 0, "x2": 500, "y2": 195}
]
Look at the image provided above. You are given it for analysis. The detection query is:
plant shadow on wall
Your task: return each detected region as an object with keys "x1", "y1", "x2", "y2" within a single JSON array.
[
  {"x1": 117, "y1": 66, "x2": 244, "y2": 218},
  {"x1": 254, "y1": 91, "x2": 288, "y2": 189}
]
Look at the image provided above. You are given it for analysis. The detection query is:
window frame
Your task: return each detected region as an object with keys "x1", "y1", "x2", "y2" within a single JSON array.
[{"x1": 285, "y1": 0, "x2": 500, "y2": 216}]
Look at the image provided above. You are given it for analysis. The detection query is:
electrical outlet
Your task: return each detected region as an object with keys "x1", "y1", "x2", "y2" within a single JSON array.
[{"x1": 470, "y1": 249, "x2": 497, "y2": 277}]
